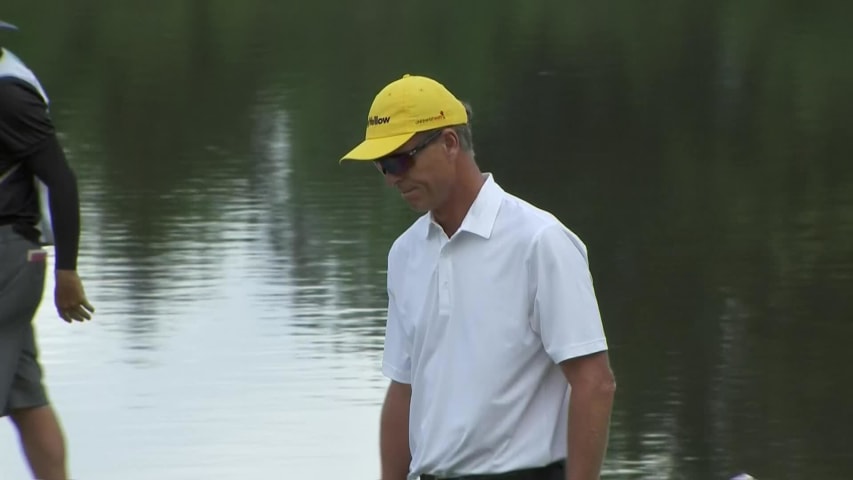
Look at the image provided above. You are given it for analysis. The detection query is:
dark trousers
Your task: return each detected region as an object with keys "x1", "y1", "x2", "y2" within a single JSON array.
[{"x1": 420, "y1": 460, "x2": 564, "y2": 480}]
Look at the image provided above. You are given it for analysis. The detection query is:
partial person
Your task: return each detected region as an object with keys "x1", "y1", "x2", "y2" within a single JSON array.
[{"x1": 1, "y1": 18, "x2": 95, "y2": 480}]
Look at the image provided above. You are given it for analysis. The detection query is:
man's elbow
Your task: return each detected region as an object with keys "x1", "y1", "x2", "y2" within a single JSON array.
[
  {"x1": 582, "y1": 368, "x2": 617, "y2": 401},
  {"x1": 582, "y1": 366, "x2": 616, "y2": 399},
  {"x1": 598, "y1": 372, "x2": 617, "y2": 398},
  {"x1": 560, "y1": 352, "x2": 617, "y2": 398}
]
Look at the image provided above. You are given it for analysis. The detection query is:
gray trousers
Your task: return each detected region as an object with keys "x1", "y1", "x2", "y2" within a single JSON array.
[{"x1": 0, "y1": 224, "x2": 49, "y2": 417}]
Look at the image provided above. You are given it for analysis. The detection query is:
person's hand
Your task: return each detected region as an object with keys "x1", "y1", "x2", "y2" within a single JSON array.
[{"x1": 54, "y1": 269, "x2": 95, "y2": 323}]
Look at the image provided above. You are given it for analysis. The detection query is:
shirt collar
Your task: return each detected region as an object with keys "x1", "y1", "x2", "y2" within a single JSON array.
[{"x1": 424, "y1": 173, "x2": 504, "y2": 240}]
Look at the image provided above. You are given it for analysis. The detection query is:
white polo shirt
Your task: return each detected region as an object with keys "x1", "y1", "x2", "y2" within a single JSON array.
[{"x1": 382, "y1": 173, "x2": 608, "y2": 479}]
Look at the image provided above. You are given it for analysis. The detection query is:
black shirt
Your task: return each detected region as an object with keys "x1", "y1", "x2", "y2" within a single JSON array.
[{"x1": 0, "y1": 72, "x2": 80, "y2": 270}]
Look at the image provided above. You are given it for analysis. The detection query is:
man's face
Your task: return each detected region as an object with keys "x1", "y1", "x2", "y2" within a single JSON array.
[{"x1": 374, "y1": 129, "x2": 458, "y2": 213}]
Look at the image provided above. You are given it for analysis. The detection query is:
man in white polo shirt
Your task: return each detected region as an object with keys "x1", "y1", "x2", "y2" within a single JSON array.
[{"x1": 340, "y1": 74, "x2": 616, "y2": 480}]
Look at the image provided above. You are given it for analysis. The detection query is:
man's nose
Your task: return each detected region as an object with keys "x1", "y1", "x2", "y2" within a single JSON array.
[{"x1": 384, "y1": 171, "x2": 402, "y2": 187}]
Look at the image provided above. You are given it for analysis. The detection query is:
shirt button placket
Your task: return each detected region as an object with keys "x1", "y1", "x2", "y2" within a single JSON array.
[{"x1": 438, "y1": 243, "x2": 451, "y2": 316}]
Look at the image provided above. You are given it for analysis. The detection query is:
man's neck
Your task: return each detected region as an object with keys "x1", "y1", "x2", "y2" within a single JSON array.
[{"x1": 432, "y1": 166, "x2": 486, "y2": 238}]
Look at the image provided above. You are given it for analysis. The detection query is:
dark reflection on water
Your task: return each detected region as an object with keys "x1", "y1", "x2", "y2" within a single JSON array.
[{"x1": 1, "y1": 0, "x2": 852, "y2": 478}]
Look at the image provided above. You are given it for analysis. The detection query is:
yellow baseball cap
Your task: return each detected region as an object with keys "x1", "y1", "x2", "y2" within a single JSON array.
[{"x1": 340, "y1": 74, "x2": 468, "y2": 162}]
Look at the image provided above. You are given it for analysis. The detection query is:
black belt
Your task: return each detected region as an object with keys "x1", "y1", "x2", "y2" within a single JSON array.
[{"x1": 420, "y1": 460, "x2": 564, "y2": 480}]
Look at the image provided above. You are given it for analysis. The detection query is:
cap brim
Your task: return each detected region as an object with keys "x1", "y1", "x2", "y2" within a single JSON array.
[
  {"x1": 0, "y1": 21, "x2": 18, "y2": 31},
  {"x1": 340, "y1": 132, "x2": 416, "y2": 162}
]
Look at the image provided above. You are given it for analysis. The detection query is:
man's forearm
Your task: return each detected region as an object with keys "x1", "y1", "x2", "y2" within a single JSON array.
[
  {"x1": 566, "y1": 380, "x2": 616, "y2": 480},
  {"x1": 380, "y1": 381, "x2": 412, "y2": 480}
]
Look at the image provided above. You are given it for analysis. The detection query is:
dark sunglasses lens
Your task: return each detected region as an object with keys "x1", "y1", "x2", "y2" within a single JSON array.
[{"x1": 378, "y1": 155, "x2": 412, "y2": 175}]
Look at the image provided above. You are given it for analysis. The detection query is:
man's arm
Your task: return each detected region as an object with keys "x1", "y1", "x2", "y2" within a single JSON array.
[
  {"x1": 25, "y1": 134, "x2": 81, "y2": 269},
  {"x1": 380, "y1": 246, "x2": 413, "y2": 480},
  {"x1": 560, "y1": 351, "x2": 616, "y2": 480},
  {"x1": 27, "y1": 137, "x2": 93, "y2": 322},
  {"x1": 527, "y1": 224, "x2": 615, "y2": 479},
  {"x1": 380, "y1": 380, "x2": 412, "y2": 480}
]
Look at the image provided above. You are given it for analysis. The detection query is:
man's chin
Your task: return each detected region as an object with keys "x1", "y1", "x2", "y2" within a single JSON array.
[
  {"x1": 406, "y1": 202, "x2": 430, "y2": 213},
  {"x1": 401, "y1": 190, "x2": 429, "y2": 213}
]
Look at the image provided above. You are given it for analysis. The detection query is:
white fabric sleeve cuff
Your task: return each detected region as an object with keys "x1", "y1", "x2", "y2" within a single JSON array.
[
  {"x1": 549, "y1": 338, "x2": 609, "y2": 364},
  {"x1": 382, "y1": 361, "x2": 412, "y2": 384}
]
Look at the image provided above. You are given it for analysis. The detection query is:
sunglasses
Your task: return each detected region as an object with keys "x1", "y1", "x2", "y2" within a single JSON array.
[{"x1": 374, "y1": 130, "x2": 444, "y2": 176}]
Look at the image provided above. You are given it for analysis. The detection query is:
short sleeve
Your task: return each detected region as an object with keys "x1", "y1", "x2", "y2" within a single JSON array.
[
  {"x1": 0, "y1": 79, "x2": 54, "y2": 159},
  {"x1": 381, "y1": 246, "x2": 412, "y2": 384},
  {"x1": 529, "y1": 224, "x2": 608, "y2": 364}
]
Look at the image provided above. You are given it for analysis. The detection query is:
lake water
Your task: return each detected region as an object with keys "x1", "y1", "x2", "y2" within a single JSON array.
[{"x1": 2, "y1": 1, "x2": 852, "y2": 479}]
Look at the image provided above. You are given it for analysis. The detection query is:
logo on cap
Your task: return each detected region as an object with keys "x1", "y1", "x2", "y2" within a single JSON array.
[
  {"x1": 368, "y1": 115, "x2": 391, "y2": 126},
  {"x1": 415, "y1": 110, "x2": 446, "y2": 125}
]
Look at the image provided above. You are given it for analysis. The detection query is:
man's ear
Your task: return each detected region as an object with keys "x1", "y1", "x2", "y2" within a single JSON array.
[{"x1": 443, "y1": 128, "x2": 461, "y2": 157}]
